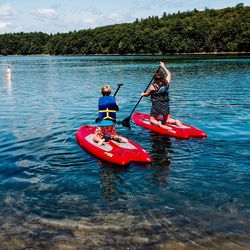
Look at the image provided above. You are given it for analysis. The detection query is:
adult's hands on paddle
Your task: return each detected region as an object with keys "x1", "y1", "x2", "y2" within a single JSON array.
[
  {"x1": 95, "y1": 83, "x2": 123, "y2": 123},
  {"x1": 118, "y1": 66, "x2": 161, "y2": 129}
]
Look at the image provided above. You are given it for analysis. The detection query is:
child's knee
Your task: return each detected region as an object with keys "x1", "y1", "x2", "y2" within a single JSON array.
[{"x1": 93, "y1": 135, "x2": 100, "y2": 143}]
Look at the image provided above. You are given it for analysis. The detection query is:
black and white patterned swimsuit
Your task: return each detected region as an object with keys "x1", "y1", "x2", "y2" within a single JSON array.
[{"x1": 150, "y1": 83, "x2": 170, "y2": 117}]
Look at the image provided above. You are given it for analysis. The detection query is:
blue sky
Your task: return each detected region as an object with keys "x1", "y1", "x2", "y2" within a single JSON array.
[{"x1": 0, "y1": 0, "x2": 249, "y2": 34}]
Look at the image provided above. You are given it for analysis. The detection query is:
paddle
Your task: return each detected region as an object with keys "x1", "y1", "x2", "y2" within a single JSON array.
[
  {"x1": 95, "y1": 83, "x2": 123, "y2": 123},
  {"x1": 113, "y1": 83, "x2": 123, "y2": 97},
  {"x1": 118, "y1": 66, "x2": 161, "y2": 129}
]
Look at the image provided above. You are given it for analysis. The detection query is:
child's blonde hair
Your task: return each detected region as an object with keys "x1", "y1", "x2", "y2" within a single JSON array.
[{"x1": 101, "y1": 85, "x2": 112, "y2": 96}]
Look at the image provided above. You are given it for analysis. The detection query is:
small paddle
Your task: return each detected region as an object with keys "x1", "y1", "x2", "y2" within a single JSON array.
[
  {"x1": 113, "y1": 83, "x2": 123, "y2": 97},
  {"x1": 118, "y1": 66, "x2": 161, "y2": 129},
  {"x1": 95, "y1": 83, "x2": 123, "y2": 123}
]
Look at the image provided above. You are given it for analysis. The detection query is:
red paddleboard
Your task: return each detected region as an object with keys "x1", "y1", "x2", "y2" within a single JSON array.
[
  {"x1": 76, "y1": 125, "x2": 152, "y2": 165},
  {"x1": 132, "y1": 112, "x2": 207, "y2": 139}
]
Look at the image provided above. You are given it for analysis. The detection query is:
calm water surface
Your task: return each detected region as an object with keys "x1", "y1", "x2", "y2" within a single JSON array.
[{"x1": 0, "y1": 55, "x2": 250, "y2": 249}]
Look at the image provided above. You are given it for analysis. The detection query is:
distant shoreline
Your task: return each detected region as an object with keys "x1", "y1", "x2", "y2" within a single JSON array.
[{"x1": 1, "y1": 52, "x2": 250, "y2": 57}]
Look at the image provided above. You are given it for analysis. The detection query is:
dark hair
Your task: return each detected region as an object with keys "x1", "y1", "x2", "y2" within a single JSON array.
[{"x1": 154, "y1": 72, "x2": 164, "y2": 81}]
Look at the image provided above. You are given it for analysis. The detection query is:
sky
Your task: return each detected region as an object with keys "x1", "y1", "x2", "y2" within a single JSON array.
[{"x1": 0, "y1": 0, "x2": 249, "y2": 34}]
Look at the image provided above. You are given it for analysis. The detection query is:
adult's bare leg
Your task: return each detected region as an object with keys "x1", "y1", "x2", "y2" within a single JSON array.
[{"x1": 164, "y1": 114, "x2": 183, "y2": 127}]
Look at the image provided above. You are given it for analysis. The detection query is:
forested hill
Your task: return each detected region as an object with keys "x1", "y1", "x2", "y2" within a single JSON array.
[{"x1": 0, "y1": 5, "x2": 249, "y2": 55}]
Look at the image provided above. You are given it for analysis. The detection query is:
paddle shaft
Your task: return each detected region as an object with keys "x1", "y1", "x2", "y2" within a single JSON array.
[
  {"x1": 126, "y1": 66, "x2": 161, "y2": 120},
  {"x1": 113, "y1": 83, "x2": 123, "y2": 97}
]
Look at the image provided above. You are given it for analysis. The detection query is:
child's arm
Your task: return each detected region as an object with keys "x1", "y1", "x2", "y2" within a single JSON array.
[
  {"x1": 114, "y1": 98, "x2": 119, "y2": 111},
  {"x1": 116, "y1": 103, "x2": 119, "y2": 111},
  {"x1": 160, "y1": 62, "x2": 171, "y2": 84},
  {"x1": 141, "y1": 85, "x2": 155, "y2": 97}
]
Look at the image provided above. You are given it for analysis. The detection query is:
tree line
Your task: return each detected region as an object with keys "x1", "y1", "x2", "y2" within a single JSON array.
[{"x1": 0, "y1": 4, "x2": 249, "y2": 55}]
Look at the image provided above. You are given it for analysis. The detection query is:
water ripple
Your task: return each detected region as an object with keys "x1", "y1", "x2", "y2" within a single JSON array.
[{"x1": 0, "y1": 55, "x2": 250, "y2": 249}]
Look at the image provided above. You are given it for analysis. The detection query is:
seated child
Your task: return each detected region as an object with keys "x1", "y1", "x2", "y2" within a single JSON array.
[{"x1": 93, "y1": 85, "x2": 128, "y2": 146}]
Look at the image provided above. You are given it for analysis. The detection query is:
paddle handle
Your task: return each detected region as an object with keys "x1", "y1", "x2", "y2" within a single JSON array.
[{"x1": 113, "y1": 83, "x2": 123, "y2": 97}]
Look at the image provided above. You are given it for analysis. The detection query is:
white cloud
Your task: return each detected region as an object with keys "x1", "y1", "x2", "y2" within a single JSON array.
[
  {"x1": 83, "y1": 18, "x2": 96, "y2": 25},
  {"x1": 0, "y1": 21, "x2": 11, "y2": 30},
  {"x1": 107, "y1": 12, "x2": 122, "y2": 21},
  {"x1": 0, "y1": 3, "x2": 15, "y2": 18},
  {"x1": 33, "y1": 8, "x2": 58, "y2": 19}
]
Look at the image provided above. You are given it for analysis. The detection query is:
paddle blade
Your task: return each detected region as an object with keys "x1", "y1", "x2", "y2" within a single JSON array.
[{"x1": 120, "y1": 116, "x2": 131, "y2": 129}]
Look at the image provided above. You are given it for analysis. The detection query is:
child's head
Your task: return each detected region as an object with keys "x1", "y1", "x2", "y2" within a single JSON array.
[
  {"x1": 154, "y1": 72, "x2": 168, "y2": 85},
  {"x1": 154, "y1": 72, "x2": 164, "y2": 82},
  {"x1": 101, "y1": 85, "x2": 112, "y2": 96}
]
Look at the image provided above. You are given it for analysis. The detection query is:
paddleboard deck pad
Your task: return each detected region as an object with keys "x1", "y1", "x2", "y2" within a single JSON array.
[{"x1": 76, "y1": 125, "x2": 152, "y2": 165}]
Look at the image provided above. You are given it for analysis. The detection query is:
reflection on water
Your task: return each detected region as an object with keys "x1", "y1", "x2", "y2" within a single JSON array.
[
  {"x1": 99, "y1": 162, "x2": 129, "y2": 202},
  {"x1": 2, "y1": 64, "x2": 13, "y2": 95},
  {"x1": 150, "y1": 133, "x2": 172, "y2": 187},
  {"x1": 6, "y1": 64, "x2": 12, "y2": 79},
  {"x1": 150, "y1": 133, "x2": 172, "y2": 162},
  {"x1": 0, "y1": 55, "x2": 250, "y2": 249},
  {"x1": 5, "y1": 75, "x2": 12, "y2": 95}
]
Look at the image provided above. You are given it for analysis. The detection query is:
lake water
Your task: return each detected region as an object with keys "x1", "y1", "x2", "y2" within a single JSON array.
[{"x1": 0, "y1": 55, "x2": 249, "y2": 249}]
